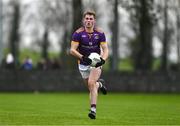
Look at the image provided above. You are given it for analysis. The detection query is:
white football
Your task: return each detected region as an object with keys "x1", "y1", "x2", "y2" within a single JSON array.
[{"x1": 88, "y1": 52, "x2": 101, "y2": 67}]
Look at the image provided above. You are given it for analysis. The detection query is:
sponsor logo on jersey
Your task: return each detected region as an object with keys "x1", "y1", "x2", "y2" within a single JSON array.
[{"x1": 82, "y1": 35, "x2": 86, "y2": 38}]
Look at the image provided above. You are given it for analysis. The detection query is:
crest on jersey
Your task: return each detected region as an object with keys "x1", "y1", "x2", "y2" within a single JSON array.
[{"x1": 95, "y1": 35, "x2": 99, "y2": 39}]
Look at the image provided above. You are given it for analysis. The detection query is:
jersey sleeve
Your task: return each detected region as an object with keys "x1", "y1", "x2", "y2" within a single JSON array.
[
  {"x1": 100, "y1": 32, "x2": 107, "y2": 44},
  {"x1": 71, "y1": 32, "x2": 80, "y2": 44}
]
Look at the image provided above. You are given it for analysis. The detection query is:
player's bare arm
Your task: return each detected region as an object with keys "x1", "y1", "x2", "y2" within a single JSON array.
[
  {"x1": 70, "y1": 41, "x2": 92, "y2": 65},
  {"x1": 70, "y1": 42, "x2": 83, "y2": 59},
  {"x1": 100, "y1": 43, "x2": 109, "y2": 60}
]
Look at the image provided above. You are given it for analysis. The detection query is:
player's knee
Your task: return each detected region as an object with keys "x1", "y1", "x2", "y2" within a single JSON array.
[
  {"x1": 88, "y1": 80, "x2": 96, "y2": 86},
  {"x1": 88, "y1": 80, "x2": 96, "y2": 90}
]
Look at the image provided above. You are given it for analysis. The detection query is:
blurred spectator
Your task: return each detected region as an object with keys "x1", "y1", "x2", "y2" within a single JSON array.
[
  {"x1": 36, "y1": 58, "x2": 62, "y2": 70},
  {"x1": 5, "y1": 53, "x2": 15, "y2": 69},
  {"x1": 36, "y1": 58, "x2": 45, "y2": 70},
  {"x1": 51, "y1": 58, "x2": 61, "y2": 69},
  {"x1": 44, "y1": 58, "x2": 52, "y2": 70},
  {"x1": 36, "y1": 58, "x2": 52, "y2": 70},
  {"x1": 21, "y1": 56, "x2": 33, "y2": 70}
]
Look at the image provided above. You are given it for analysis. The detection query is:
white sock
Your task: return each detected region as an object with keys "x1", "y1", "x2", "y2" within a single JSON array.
[
  {"x1": 98, "y1": 82, "x2": 102, "y2": 88},
  {"x1": 91, "y1": 107, "x2": 96, "y2": 113}
]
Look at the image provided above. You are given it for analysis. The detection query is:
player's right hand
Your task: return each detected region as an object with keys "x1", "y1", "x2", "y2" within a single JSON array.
[{"x1": 82, "y1": 56, "x2": 92, "y2": 65}]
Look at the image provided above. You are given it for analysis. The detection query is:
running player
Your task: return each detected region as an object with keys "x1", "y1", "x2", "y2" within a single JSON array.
[{"x1": 70, "y1": 10, "x2": 109, "y2": 119}]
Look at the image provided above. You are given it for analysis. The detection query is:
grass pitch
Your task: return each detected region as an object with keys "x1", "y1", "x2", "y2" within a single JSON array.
[{"x1": 0, "y1": 93, "x2": 179, "y2": 125}]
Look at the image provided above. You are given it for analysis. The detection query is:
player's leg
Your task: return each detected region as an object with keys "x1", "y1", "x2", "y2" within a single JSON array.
[
  {"x1": 79, "y1": 69, "x2": 97, "y2": 119},
  {"x1": 78, "y1": 65, "x2": 104, "y2": 119},
  {"x1": 78, "y1": 65, "x2": 96, "y2": 118},
  {"x1": 87, "y1": 67, "x2": 101, "y2": 119},
  {"x1": 88, "y1": 67, "x2": 101, "y2": 105},
  {"x1": 97, "y1": 78, "x2": 107, "y2": 95}
]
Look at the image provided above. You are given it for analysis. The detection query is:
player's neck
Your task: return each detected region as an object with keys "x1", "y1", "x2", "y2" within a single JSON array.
[{"x1": 85, "y1": 27, "x2": 94, "y2": 33}]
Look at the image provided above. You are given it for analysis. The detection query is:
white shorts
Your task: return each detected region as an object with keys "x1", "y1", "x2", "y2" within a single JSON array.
[
  {"x1": 78, "y1": 64, "x2": 102, "y2": 79},
  {"x1": 78, "y1": 64, "x2": 93, "y2": 79}
]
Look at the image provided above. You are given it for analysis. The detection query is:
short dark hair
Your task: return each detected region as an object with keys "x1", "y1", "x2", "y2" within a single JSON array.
[{"x1": 83, "y1": 10, "x2": 96, "y2": 19}]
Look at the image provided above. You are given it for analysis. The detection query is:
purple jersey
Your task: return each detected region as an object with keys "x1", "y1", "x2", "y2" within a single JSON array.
[{"x1": 71, "y1": 27, "x2": 107, "y2": 65}]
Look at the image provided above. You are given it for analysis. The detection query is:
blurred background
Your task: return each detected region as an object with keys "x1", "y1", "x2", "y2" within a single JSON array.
[{"x1": 0, "y1": 0, "x2": 180, "y2": 93}]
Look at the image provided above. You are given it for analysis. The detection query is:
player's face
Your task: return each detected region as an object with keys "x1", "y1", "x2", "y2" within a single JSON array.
[{"x1": 83, "y1": 15, "x2": 95, "y2": 29}]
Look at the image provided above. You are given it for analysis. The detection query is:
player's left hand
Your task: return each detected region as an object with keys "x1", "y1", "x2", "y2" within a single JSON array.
[
  {"x1": 82, "y1": 56, "x2": 92, "y2": 65},
  {"x1": 95, "y1": 57, "x2": 105, "y2": 67}
]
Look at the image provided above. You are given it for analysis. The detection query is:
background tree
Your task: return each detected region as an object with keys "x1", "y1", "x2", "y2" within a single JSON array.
[
  {"x1": 110, "y1": 0, "x2": 119, "y2": 71},
  {"x1": 8, "y1": 0, "x2": 21, "y2": 68},
  {"x1": 41, "y1": 29, "x2": 49, "y2": 59},
  {"x1": 38, "y1": 0, "x2": 66, "y2": 60},
  {"x1": 160, "y1": 0, "x2": 169, "y2": 71},
  {"x1": 159, "y1": 0, "x2": 177, "y2": 71},
  {"x1": 0, "y1": 0, "x2": 3, "y2": 64},
  {"x1": 130, "y1": 0, "x2": 154, "y2": 71},
  {"x1": 60, "y1": 0, "x2": 72, "y2": 69},
  {"x1": 72, "y1": 0, "x2": 83, "y2": 31},
  {"x1": 37, "y1": 0, "x2": 73, "y2": 69},
  {"x1": 176, "y1": 0, "x2": 180, "y2": 68}
]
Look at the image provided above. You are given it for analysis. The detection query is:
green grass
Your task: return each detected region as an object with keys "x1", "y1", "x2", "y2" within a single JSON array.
[{"x1": 0, "y1": 93, "x2": 180, "y2": 125}]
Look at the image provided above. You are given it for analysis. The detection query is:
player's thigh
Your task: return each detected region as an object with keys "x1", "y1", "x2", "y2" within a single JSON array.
[
  {"x1": 89, "y1": 67, "x2": 102, "y2": 82},
  {"x1": 83, "y1": 78, "x2": 88, "y2": 87}
]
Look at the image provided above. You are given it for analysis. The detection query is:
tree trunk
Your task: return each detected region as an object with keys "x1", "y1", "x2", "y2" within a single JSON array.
[
  {"x1": 9, "y1": 2, "x2": 20, "y2": 68},
  {"x1": 160, "y1": 0, "x2": 169, "y2": 71},
  {"x1": 111, "y1": 0, "x2": 119, "y2": 71},
  {"x1": 135, "y1": 0, "x2": 153, "y2": 71},
  {"x1": 72, "y1": 0, "x2": 82, "y2": 31},
  {"x1": 0, "y1": 0, "x2": 3, "y2": 64},
  {"x1": 177, "y1": 1, "x2": 180, "y2": 67},
  {"x1": 42, "y1": 29, "x2": 49, "y2": 60}
]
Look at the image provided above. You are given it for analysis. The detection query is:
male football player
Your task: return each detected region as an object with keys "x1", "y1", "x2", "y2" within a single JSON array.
[{"x1": 70, "y1": 10, "x2": 109, "y2": 119}]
